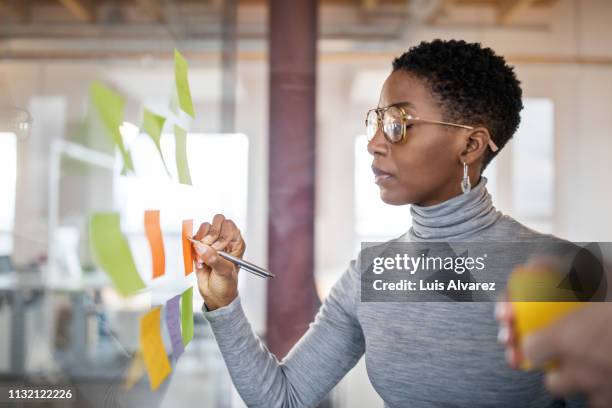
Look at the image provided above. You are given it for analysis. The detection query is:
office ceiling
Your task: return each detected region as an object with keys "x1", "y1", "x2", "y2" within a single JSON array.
[{"x1": 0, "y1": 0, "x2": 560, "y2": 60}]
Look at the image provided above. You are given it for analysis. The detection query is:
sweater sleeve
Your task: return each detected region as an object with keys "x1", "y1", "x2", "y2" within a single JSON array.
[{"x1": 202, "y1": 257, "x2": 365, "y2": 408}]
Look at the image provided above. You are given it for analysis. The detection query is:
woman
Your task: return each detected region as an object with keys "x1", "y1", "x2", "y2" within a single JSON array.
[{"x1": 191, "y1": 40, "x2": 581, "y2": 407}]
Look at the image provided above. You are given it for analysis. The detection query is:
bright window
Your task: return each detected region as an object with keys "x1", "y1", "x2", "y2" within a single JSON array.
[
  {"x1": 512, "y1": 98, "x2": 555, "y2": 232},
  {"x1": 0, "y1": 132, "x2": 17, "y2": 255}
]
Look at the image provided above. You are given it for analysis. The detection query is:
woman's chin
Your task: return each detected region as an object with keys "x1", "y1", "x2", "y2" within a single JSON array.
[{"x1": 379, "y1": 188, "x2": 410, "y2": 206}]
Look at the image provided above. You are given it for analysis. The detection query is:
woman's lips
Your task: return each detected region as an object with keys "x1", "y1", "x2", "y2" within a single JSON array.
[{"x1": 371, "y1": 165, "x2": 394, "y2": 184}]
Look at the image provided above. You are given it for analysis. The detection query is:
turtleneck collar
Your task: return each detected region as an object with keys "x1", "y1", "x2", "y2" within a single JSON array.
[{"x1": 407, "y1": 177, "x2": 502, "y2": 242}]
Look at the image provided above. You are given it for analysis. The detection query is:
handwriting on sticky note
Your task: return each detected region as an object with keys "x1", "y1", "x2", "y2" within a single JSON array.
[
  {"x1": 174, "y1": 125, "x2": 192, "y2": 185},
  {"x1": 144, "y1": 210, "x2": 166, "y2": 279},
  {"x1": 141, "y1": 109, "x2": 170, "y2": 175},
  {"x1": 89, "y1": 81, "x2": 134, "y2": 173},
  {"x1": 173, "y1": 49, "x2": 195, "y2": 117},
  {"x1": 182, "y1": 220, "x2": 194, "y2": 275},
  {"x1": 140, "y1": 307, "x2": 172, "y2": 390},
  {"x1": 165, "y1": 295, "x2": 184, "y2": 361},
  {"x1": 89, "y1": 212, "x2": 145, "y2": 296},
  {"x1": 181, "y1": 287, "x2": 194, "y2": 346}
]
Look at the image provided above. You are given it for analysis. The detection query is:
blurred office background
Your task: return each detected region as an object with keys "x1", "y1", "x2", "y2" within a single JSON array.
[{"x1": 1, "y1": 0, "x2": 612, "y2": 407}]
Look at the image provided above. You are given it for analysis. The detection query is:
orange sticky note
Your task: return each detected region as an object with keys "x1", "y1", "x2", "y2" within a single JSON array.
[
  {"x1": 182, "y1": 219, "x2": 194, "y2": 275},
  {"x1": 140, "y1": 307, "x2": 172, "y2": 390},
  {"x1": 144, "y1": 210, "x2": 166, "y2": 279}
]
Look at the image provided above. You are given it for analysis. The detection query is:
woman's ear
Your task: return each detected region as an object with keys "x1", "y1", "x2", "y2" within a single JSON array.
[{"x1": 459, "y1": 127, "x2": 491, "y2": 166}]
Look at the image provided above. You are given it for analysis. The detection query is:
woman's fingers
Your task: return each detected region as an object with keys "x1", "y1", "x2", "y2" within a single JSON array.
[
  {"x1": 194, "y1": 222, "x2": 211, "y2": 241},
  {"x1": 192, "y1": 240, "x2": 210, "y2": 270},
  {"x1": 495, "y1": 296, "x2": 522, "y2": 369},
  {"x1": 202, "y1": 214, "x2": 225, "y2": 245},
  {"x1": 192, "y1": 215, "x2": 245, "y2": 277},
  {"x1": 193, "y1": 222, "x2": 211, "y2": 270},
  {"x1": 193, "y1": 242, "x2": 234, "y2": 277},
  {"x1": 211, "y1": 219, "x2": 238, "y2": 251},
  {"x1": 228, "y1": 231, "x2": 246, "y2": 257},
  {"x1": 544, "y1": 360, "x2": 599, "y2": 398},
  {"x1": 194, "y1": 216, "x2": 245, "y2": 258}
]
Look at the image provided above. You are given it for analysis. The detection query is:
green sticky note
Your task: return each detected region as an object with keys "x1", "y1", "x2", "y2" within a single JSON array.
[
  {"x1": 89, "y1": 81, "x2": 134, "y2": 173},
  {"x1": 141, "y1": 109, "x2": 170, "y2": 175},
  {"x1": 173, "y1": 49, "x2": 195, "y2": 118},
  {"x1": 120, "y1": 149, "x2": 135, "y2": 176},
  {"x1": 174, "y1": 125, "x2": 192, "y2": 185},
  {"x1": 89, "y1": 212, "x2": 145, "y2": 296},
  {"x1": 181, "y1": 287, "x2": 194, "y2": 346},
  {"x1": 169, "y1": 86, "x2": 179, "y2": 116}
]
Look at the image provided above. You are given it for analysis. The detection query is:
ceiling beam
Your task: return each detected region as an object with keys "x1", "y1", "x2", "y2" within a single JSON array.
[
  {"x1": 0, "y1": 0, "x2": 30, "y2": 23},
  {"x1": 498, "y1": 0, "x2": 535, "y2": 25},
  {"x1": 424, "y1": 0, "x2": 456, "y2": 24},
  {"x1": 134, "y1": 0, "x2": 165, "y2": 23},
  {"x1": 361, "y1": 0, "x2": 378, "y2": 12},
  {"x1": 0, "y1": 1, "x2": 9, "y2": 20},
  {"x1": 4, "y1": 49, "x2": 612, "y2": 67},
  {"x1": 210, "y1": 0, "x2": 224, "y2": 9},
  {"x1": 57, "y1": 0, "x2": 95, "y2": 22}
]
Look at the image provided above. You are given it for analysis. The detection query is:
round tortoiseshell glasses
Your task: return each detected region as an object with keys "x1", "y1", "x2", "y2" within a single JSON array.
[{"x1": 365, "y1": 102, "x2": 499, "y2": 152}]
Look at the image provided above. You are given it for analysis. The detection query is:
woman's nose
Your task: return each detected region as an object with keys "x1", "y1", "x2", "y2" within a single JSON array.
[{"x1": 367, "y1": 127, "x2": 388, "y2": 156}]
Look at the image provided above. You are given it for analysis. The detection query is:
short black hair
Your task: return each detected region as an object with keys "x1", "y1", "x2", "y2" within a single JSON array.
[{"x1": 392, "y1": 39, "x2": 523, "y2": 169}]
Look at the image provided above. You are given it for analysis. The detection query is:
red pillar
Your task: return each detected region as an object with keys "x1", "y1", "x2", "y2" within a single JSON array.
[{"x1": 266, "y1": 0, "x2": 319, "y2": 358}]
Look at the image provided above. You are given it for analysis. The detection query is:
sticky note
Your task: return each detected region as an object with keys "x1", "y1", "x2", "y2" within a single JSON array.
[
  {"x1": 508, "y1": 266, "x2": 586, "y2": 371},
  {"x1": 181, "y1": 287, "x2": 194, "y2": 346},
  {"x1": 182, "y1": 220, "x2": 194, "y2": 275},
  {"x1": 89, "y1": 81, "x2": 134, "y2": 173},
  {"x1": 144, "y1": 210, "x2": 166, "y2": 279},
  {"x1": 141, "y1": 109, "x2": 170, "y2": 175},
  {"x1": 89, "y1": 212, "x2": 145, "y2": 296},
  {"x1": 140, "y1": 307, "x2": 172, "y2": 390},
  {"x1": 173, "y1": 49, "x2": 195, "y2": 117},
  {"x1": 124, "y1": 351, "x2": 146, "y2": 390},
  {"x1": 165, "y1": 295, "x2": 184, "y2": 361},
  {"x1": 174, "y1": 125, "x2": 192, "y2": 185}
]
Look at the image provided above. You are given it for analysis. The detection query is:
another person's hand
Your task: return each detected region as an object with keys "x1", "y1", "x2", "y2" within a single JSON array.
[
  {"x1": 497, "y1": 300, "x2": 612, "y2": 408},
  {"x1": 192, "y1": 214, "x2": 246, "y2": 311}
]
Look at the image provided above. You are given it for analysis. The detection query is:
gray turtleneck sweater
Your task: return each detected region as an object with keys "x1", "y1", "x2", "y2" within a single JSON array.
[{"x1": 202, "y1": 178, "x2": 583, "y2": 408}]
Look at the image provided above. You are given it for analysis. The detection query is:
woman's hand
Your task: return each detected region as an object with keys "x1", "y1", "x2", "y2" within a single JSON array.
[
  {"x1": 192, "y1": 214, "x2": 246, "y2": 311},
  {"x1": 523, "y1": 303, "x2": 612, "y2": 408},
  {"x1": 496, "y1": 255, "x2": 612, "y2": 408}
]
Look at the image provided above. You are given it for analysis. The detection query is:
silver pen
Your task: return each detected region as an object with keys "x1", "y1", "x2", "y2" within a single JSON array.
[{"x1": 187, "y1": 237, "x2": 275, "y2": 279}]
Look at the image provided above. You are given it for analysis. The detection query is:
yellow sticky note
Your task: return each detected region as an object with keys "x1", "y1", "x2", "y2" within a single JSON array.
[
  {"x1": 174, "y1": 125, "x2": 192, "y2": 185},
  {"x1": 140, "y1": 307, "x2": 172, "y2": 390},
  {"x1": 173, "y1": 49, "x2": 195, "y2": 117},
  {"x1": 89, "y1": 212, "x2": 145, "y2": 297},
  {"x1": 89, "y1": 81, "x2": 134, "y2": 173},
  {"x1": 508, "y1": 266, "x2": 586, "y2": 370}
]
